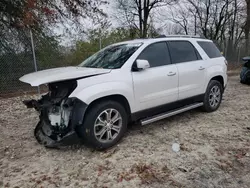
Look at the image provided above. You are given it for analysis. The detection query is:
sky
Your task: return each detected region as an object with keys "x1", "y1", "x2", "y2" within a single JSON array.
[
  {"x1": 53, "y1": 1, "x2": 178, "y2": 46},
  {"x1": 53, "y1": 1, "x2": 118, "y2": 46}
]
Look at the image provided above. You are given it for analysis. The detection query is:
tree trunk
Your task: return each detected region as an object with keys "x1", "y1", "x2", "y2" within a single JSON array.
[
  {"x1": 138, "y1": 0, "x2": 143, "y2": 38},
  {"x1": 142, "y1": 0, "x2": 149, "y2": 38},
  {"x1": 245, "y1": 0, "x2": 250, "y2": 55},
  {"x1": 194, "y1": 13, "x2": 197, "y2": 35}
]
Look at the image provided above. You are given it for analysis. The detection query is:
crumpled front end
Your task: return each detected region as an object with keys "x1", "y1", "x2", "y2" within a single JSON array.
[{"x1": 23, "y1": 80, "x2": 87, "y2": 147}]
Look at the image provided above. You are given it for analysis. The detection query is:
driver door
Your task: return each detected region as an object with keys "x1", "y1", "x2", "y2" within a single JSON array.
[{"x1": 132, "y1": 42, "x2": 178, "y2": 111}]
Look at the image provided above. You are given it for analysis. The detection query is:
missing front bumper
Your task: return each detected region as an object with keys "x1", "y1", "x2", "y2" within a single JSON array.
[
  {"x1": 24, "y1": 97, "x2": 88, "y2": 148},
  {"x1": 34, "y1": 120, "x2": 80, "y2": 148}
]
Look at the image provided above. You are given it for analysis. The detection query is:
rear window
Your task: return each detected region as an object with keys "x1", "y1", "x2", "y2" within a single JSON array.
[
  {"x1": 197, "y1": 41, "x2": 222, "y2": 58},
  {"x1": 167, "y1": 41, "x2": 201, "y2": 64}
]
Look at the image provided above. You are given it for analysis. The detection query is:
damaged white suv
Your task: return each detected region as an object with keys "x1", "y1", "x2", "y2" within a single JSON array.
[{"x1": 20, "y1": 36, "x2": 227, "y2": 150}]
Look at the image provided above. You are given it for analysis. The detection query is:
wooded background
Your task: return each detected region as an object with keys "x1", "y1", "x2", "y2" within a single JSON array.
[{"x1": 1, "y1": 0, "x2": 249, "y2": 94}]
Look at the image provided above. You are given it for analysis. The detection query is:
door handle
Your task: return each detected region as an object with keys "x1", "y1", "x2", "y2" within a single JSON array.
[
  {"x1": 199, "y1": 66, "x2": 205, "y2": 70},
  {"x1": 167, "y1": 72, "x2": 176, "y2": 76}
]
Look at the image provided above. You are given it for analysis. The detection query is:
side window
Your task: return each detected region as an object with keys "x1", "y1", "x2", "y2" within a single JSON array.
[
  {"x1": 197, "y1": 41, "x2": 222, "y2": 58},
  {"x1": 168, "y1": 41, "x2": 200, "y2": 64},
  {"x1": 195, "y1": 50, "x2": 202, "y2": 60},
  {"x1": 137, "y1": 42, "x2": 171, "y2": 67}
]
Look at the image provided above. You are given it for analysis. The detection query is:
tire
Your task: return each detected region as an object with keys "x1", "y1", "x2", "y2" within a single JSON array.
[
  {"x1": 202, "y1": 80, "x2": 223, "y2": 112},
  {"x1": 240, "y1": 80, "x2": 246, "y2": 84},
  {"x1": 77, "y1": 100, "x2": 128, "y2": 150}
]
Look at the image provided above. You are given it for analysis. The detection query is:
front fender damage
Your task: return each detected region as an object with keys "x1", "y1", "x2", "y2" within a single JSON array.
[{"x1": 23, "y1": 80, "x2": 88, "y2": 148}]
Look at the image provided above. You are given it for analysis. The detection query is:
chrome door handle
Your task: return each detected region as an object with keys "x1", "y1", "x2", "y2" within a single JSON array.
[
  {"x1": 199, "y1": 66, "x2": 205, "y2": 70},
  {"x1": 168, "y1": 72, "x2": 176, "y2": 76}
]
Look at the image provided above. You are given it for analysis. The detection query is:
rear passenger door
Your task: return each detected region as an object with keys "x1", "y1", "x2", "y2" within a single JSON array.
[{"x1": 167, "y1": 41, "x2": 206, "y2": 100}]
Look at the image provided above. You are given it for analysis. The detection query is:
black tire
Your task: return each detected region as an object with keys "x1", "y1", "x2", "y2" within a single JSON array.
[
  {"x1": 202, "y1": 80, "x2": 223, "y2": 112},
  {"x1": 240, "y1": 80, "x2": 246, "y2": 84},
  {"x1": 77, "y1": 100, "x2": 128, "y2": 150}
]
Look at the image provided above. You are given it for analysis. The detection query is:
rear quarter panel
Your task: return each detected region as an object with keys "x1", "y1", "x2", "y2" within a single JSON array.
[
  {"x1": 203, "y1": 57, "x2": 228, "y2": 93},
  {"x1": 192, "y1": 39, "x2": 227, "y2": 92}
]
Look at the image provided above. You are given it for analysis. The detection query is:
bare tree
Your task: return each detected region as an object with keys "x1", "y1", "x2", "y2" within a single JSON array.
[
  {"x1": 115, "y1": 0, "x2": 178, "y2": 38},
  {"x1": 0, "y1": 0, "x2": 107, "y2": 54},
  {"x1": 168, "y1": 2, "x2": 192, "y2": 35},
  {"x1": 183, "y1": 0, "x2": 233, "y2": 40},
  {"x1": 244, "y1": 0, "x2": 250, "y2": 53},
  {"x1": 167, "y1": 0, "x2": 246, "y2": 61}
]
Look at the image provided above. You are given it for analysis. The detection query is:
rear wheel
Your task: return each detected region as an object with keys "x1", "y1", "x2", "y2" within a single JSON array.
[
  {"x1": 202, "y1": 80, "x2": 223, "y2": 112},
  {"x1": 77, "y1": 100, "x2": 128, "y2": 150}
]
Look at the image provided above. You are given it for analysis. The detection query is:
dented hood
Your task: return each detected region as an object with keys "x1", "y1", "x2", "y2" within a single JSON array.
[{"x1": 19, "y1": 66, "x2": 111, "y2": 86}]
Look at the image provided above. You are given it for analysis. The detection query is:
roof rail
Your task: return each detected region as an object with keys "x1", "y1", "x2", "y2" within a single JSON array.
[
  {"x1": 155, "y1": 35, "x2": 167, "y2": 38},
  {"x1": 132, "y1": 35, "x2": 206, "y2": 41},
  {"x1": 155, "y1": 35, "x2": 204, "y2": 39}
]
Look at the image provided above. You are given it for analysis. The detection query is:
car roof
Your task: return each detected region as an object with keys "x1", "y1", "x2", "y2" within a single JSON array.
[{"x1": 114, "y1": 36, "x2": 212, "y2": 46}]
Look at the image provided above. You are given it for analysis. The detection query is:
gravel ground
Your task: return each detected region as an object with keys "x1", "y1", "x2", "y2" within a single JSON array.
[{"x1": 1, "y1": 76, "x2": 250, "y2": 188}]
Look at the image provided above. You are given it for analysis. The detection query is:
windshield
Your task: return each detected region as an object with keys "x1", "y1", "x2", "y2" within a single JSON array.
[{"x1": 79, "y1": 43, "x2": 142, "y2": 69}]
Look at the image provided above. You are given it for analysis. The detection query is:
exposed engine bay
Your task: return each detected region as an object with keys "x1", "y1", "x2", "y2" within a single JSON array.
[{"x1": 23, "y1": 80, "x2": 85, "y2": 147}]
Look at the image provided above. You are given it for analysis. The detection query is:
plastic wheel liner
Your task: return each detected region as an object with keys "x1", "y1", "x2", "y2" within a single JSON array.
[{"x1": 23, "y1": 80, "x2": 87, "y2": 148}]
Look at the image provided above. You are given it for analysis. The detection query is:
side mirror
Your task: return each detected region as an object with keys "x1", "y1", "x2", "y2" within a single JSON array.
[{"x1": 134, "y1": 59, "x2": 150, "y2": 71}]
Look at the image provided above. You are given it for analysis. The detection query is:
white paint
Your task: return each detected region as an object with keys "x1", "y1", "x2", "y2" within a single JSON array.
[
  {"x1": 136, "y1": 59, "x2": 150, "y2": 70},
  {"x1": 20, "y1": 36, "x2": 227, "y2": 115},
  {"x1": 132, "y1": 64, "x2": 178, "y2": 110},
  {"x1": 19, "y1": 67, "x2": 111, "y2": 86}
]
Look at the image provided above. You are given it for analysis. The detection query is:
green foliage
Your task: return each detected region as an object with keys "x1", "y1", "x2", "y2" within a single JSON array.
[
  {"x1": 61, "y1": 27, "x2": 137, "y2": 66},
  {"x1": 0, "y1": 0, "x2": 109, "y2": 93},
  {"x1": 69, "y1": 41, "x2": 98, "y2": 66},
  {"x1": 35, "y1": 35, "x2": 63, "y2": 69},
  {"x1": 0, "y1": 25, "x2": 140, "y2": 93},
  {"x1": 0, "y1": 0, "x2": 107, "y2": 57},
  {"x1": 102, "y1": 27, "x2": 137, "y2": 45}
]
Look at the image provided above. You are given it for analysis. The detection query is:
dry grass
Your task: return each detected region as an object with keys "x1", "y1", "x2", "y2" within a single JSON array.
[{"x1": 1, "y1": 76, "x2": 250, "y2": 188}]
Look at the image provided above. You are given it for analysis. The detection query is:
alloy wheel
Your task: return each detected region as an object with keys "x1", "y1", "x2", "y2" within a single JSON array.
[
  {"x1": 94, "y1": 109, "x2": 122, "y2": 143},
  {"x1": 209, "y1": 85, "x2": 221, "y2": 108}
]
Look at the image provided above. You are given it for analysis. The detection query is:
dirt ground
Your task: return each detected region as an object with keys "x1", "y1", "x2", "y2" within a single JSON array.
[{"x1": 1, "y1": 76, "x2": 250, "y2": 188}]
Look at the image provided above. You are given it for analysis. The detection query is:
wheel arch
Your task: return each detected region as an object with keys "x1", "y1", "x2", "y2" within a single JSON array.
[
  {"x1": 85, "y1": 94, "x2": 132, "y2": 120},
  {"x1": 210, "y1": 75, "x2": 224, "y2": 88}
]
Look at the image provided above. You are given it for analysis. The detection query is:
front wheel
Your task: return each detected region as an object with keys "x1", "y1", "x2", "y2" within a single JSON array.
[
  {"x1": 77, "y1": 100, "x2": 128, "y2": 150},
  {"x1": 202, "y1": 80, "x2": 223, "y2": 112}
]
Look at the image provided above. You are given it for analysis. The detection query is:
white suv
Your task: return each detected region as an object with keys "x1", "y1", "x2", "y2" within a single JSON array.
[{"x1": 20, "y1": 35, "x2": 227, "y2": 150}]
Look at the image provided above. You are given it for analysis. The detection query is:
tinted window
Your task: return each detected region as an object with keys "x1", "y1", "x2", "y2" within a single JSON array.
[
  {"x1": 168, "y1": 41, "x2": 199, "y2": 64},
  {"x1": 195, "y1": 50, "x2": 202, "y2": 60},
  {"x1": 137, "y1": 42, "x2": 171, "y2": 67},
  {"x1": 197, "y1": 41, "x2": 222, "y2": 58}
]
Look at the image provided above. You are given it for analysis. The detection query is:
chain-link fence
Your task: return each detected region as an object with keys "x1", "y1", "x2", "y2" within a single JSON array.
[
  {"x1": 0, "y1": 32, "x2": 35, "y2": 96},
  {"x1": 0, "y1": 32, "x2": 247, "y2": 97},
  {"x1": 0, "y1": 30, "x2": 95, "y2": 97}
]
